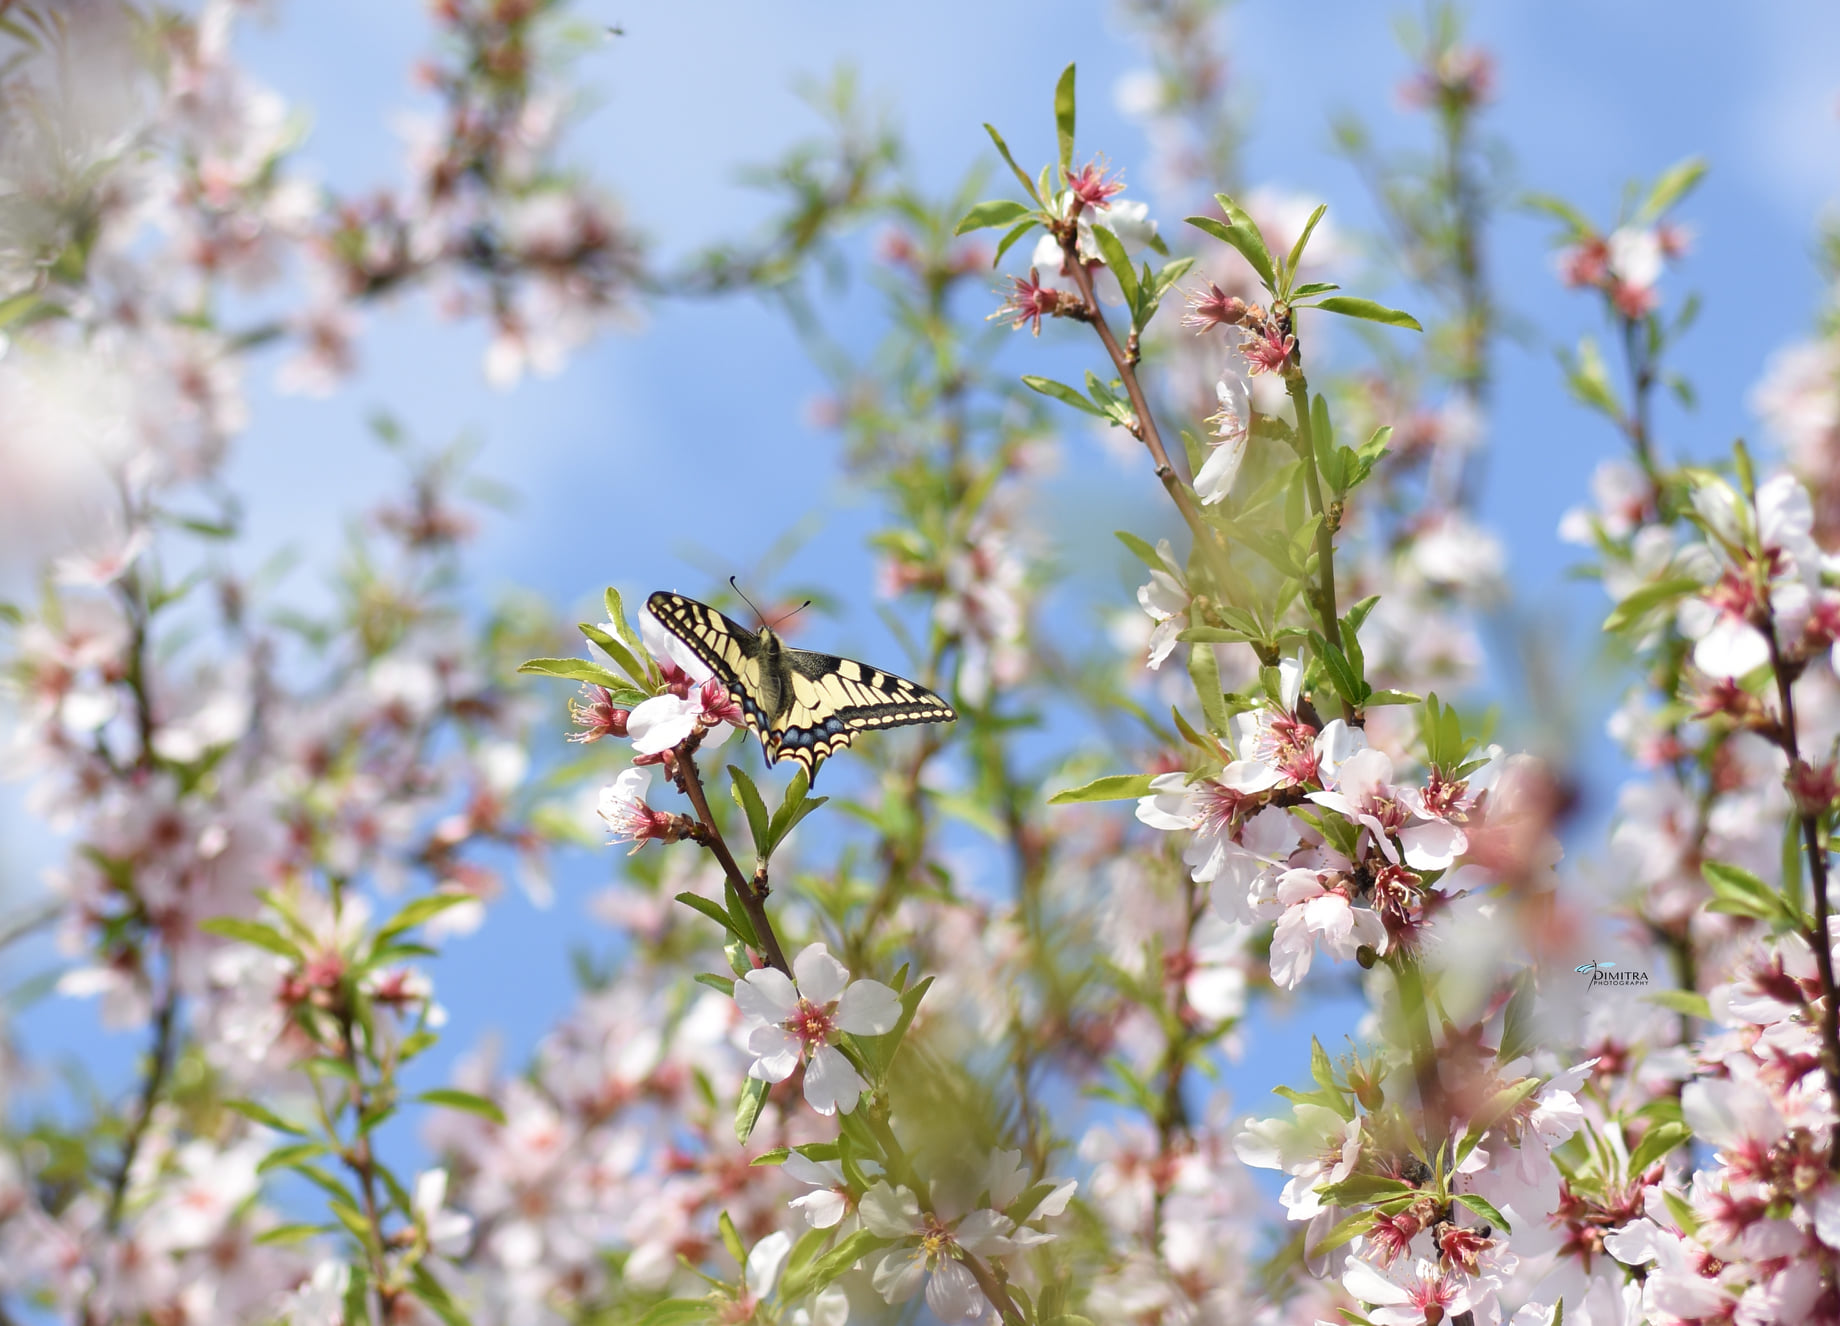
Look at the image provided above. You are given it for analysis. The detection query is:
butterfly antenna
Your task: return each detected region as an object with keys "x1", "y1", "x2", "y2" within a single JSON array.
[
  {"x1": 771, "y1": 598, "x2": 815, "y2": 631},
  {"x1": 729, "y1": 576, "x2": 766, "y2": 628}
]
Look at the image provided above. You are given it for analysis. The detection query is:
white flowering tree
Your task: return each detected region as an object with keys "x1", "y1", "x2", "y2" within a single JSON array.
[{"x1": 5, "y1": 2, "x2": 1840, "y2": 1325}]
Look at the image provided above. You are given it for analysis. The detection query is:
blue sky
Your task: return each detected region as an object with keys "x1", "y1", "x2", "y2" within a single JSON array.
[{"x1": 7, "y1": 0, "x2": 1840, "y2": 1191}]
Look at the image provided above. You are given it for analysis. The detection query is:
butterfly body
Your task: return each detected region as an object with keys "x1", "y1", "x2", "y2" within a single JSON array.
[{"x1": 647, "y1": 591, "x2": 956, "y2": 783}]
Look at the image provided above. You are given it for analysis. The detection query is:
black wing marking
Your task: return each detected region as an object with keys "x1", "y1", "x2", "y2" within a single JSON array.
[
  {"x1": 645, "y1": 591, "x2": 777, "y2": 740},
  {"x1": 765, "y1": 648, "x2": 956, "y2": 783}
]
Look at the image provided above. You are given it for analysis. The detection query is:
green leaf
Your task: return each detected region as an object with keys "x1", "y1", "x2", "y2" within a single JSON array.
[
  {"x1": 1602, "y1": 576, "x2": 1702, "y2": 633},
  {"x1": 0, "y1": 290, "x2": 40, "y2": 329},
  {"x1": 728, "y1": 765, "x2": 771, "y2": 856},
  {"x1": 1053, "y1": 63, "x2": 1077, "y2": 171},
  {"x1": 416, "y1": 1089, "x2": 506, "y2": 1125},
  {"x1": 735, "y1": 1076, "x2": 771, "y2": 1144},
  {"x1": 1021, "y1": 375, "x2": 1106, "y2": 417},
  {"x1": 254, "y1": 1222, "x2": 332, "y2": 1246},
  {"x1": 1703, "y1": 860, "x2": 1797, "y2": 926},
  {"x1": 1047, "y1": 774, "x2": 1154, "y2": 805},
  {"x1": 1647, "y1": 988, "x2": 1711, "y2": 1020},
  {"x1": 1188, "y1": 628, "x2": 1230, "y2": 734},
  {"x1": 1365, "y1": 689, "x2": 1421, "y2": 706},
  {"x1": 1186, "y1": 214, "x2": 1275, "y2": 291},
  {"x1": 198, "y1": 917, "x2": 303, "y2": 962},
  {"x1": 1522, "y1": 192, "x2": 1594, "y2": 236},
  {"x1": 723, "y1": 879, "x2": 761, "y2": 948},
  {"x1": 993, "y1": 218, "x2": 1038, "y2": 267},
  {"x1": 719, "y1": 1210, "x2": 747, "y2": 1266},
  {"x1": 637, "y1": 1302, "x2": 715, "y2": 1326},
  {"x1": 1090, "y1": 224, "x2": 1139, "y2": 317},
  {"x1": 694, "y1": 972, "x2": 736, "y2": 997},
  {"x1": 1305, "y1": 296, "x2": 1422, "y2": 331},
  {"x1": 577, "y1": 621, "x2": 647, "y2": 687},
  {"x1": 1453, "y1": 1192, "x2": 1511, "y2": 1233},
  {"x1": 1496, "y1": 974, "x2": 1539, "y2": 1066},
  {"x1": 956, "y1": 199, "x2": 1034, "y2": 235},
  {"x1": 766, "y1": 769, "x2": 828, "y2": 855},
  {"x1": 1284, "y1": 203, "x2": 1328, "y2": 287},
  {"x1": 1562, "y1": 338, "x2": 1622, "y2": 418},
  {"x1": 676, "y1": 891, "x2": 742, "y2": 940},
  {"x1": 604, "y1": 586, "x2": 646, "y2": 656},
  {"x1": 375, "y1": 892, "x2": 474, "y2": 946},
  {"x1": 1115, "y1": 530, "x2": 1167, "y2": 571},
  {"x1": 225, "y1": 1099, "x2": 307, "y2": 1136},
  {"x1": 256, "y1": 1141, "x2": 333, "y2": 1174},
  {"x1": 1638, "y1": 156, "x2": 1708, "y2": 223},
  {"x1": 1627, "y1": 1120, "x2": 1693, "y2": 1175},
  {"x1": 516, "y1": 657, "x2": 627, "y2": 689},
  {"x1": 409, "y1": 1264, "x2": 471, "y2": 1326},
  {"x1": 982, "y1": 123, "x2": 1041, "y2": 202}
]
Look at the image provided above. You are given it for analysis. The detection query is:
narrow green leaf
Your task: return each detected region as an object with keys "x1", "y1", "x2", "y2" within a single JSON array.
[
  {"x1": 982, "y1": 123, "x2": 1041, "y2": 201},
  {"x1": 375, "y1": 892, "x2": 473, "y2": 946},
  {"x1": 256, "y1": 1142, "x2": 330, "y2": 1175},
  {"x1": 1021, "y1": 375, "x2": 1106, "y2": 417},
  {"x1": 1185, "y1": 214, "x2": 1275, "y2": 291},
  {"x1": 1285, "y1": 204, "x2": 1328, "y2": 286},
  {"x1": 0, "y1": 291, "x2": 40, "y2": 329},
  {"x1": 1647, "y1": 988, "x2": 1711, "y2": 1020},
  {"x1": 1602, "y1": 577, "x2": 1702, "y2": 633},
  {"x1": 956, "y1": 199, "x2": 1033, "y2": 235},
  {"x1": 694, "y1": 972, "x2": 737, "y2": 997},
  {"x1": 225, "y1": 1099, "x2": 307, "y2": 1136},
  {"x1": 1047, "y1": 774, "x2": 1154, "y2": 805},
  {"x1": 993, "y1": 218, "x2": 1038, "y2": 267},
  {"x1": 1453, "y1": 1192, "x2": 1511, "y2": 1233},
  {"x1": 1053, "y1": 63, "x2": 1077, "y2": 171},
  {"x1": 416, "y1": 1088, "x2": 506, "y2": 1125},
  {"x1": 735, "y1": 1076, "x2": 770, "y2": 1144},
  {"x1": 254, "y1": 1222, "x2": 332, "y2": 1246},
  {"x1": 1090, "y1": 224, "x2": 1139, "y2": 315},
  {"x1": 1305, "y1": 296, "x2": 1422, "y2": 331},
  {"x1": 728, "y1": 765, "x2": 771, "y2": 856},
  {"x1": 199, "y1": 917, "x2": 303, "y2": 962},
  {"x1": 1627, "y1": 1120, "x2": 1693, "y2": 1175},
  {"x1": 637, "y1": 1300, "x2": 716, "y2": 1326},
  {"x1": 676, "y1": 891, "x2": 742, "y2": 939},
  {"x1": 516, "y1": 657, "x2": 627, "y2": 689},
  {"x1": 1115, "y1": 530, "x2": 1166, "y2": 571},
  {"x1": 578, "y1": 621, "x2": 648, "y2": 689},
  {"x1": 1638, "y1": 156, "x2": 1708, "y2": 223}
]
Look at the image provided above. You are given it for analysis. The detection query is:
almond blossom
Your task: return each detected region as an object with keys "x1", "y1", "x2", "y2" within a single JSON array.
[{"x1": 733, "y1": 943, "x2": 901, "y2": 1115}]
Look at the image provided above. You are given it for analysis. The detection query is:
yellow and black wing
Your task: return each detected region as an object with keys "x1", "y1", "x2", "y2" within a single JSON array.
[
  {"x1": 769, "y1": 647, "x2": 956, "y2": 781},
  {"x1": 646, "y1": 590, "x2": 767, "y2": 710},
  {"x1": 646, "y1": 591, "x2": 955, "y2": 783}
]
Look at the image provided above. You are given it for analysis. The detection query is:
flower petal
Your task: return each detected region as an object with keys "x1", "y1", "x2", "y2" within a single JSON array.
[
  {"x1": 926, "y1": 1260, "x2": 988, "y2": 1321},
  {"x1": 804, "y1": 1044, "x2": 868, "y2": 1116},
  {"x1": 858, "y1": 1182, "x2": 921, "y2": 1239},
  {"x1": 836, "y1": 980, "x2": 901, "y2": 1035},
  {"x1": 793, "y1": 942, "x2": 850, "y2": 1006},
  {"x1": 736, "y1": 967, "x2": 799, "y2": 1024}
]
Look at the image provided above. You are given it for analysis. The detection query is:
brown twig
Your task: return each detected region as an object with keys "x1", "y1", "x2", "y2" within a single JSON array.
[
  {"x1": 672, "y1": 743, "x2": 791, "y2": 975},
  {"x1": 1762, "y1": 615, "x2": 1840, "y2": 1169},
  {"x1": 105, "y1": 979, "x2": 178, "y2": 1231}
]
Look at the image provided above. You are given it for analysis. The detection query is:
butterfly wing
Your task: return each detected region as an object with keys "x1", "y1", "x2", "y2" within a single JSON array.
[
  {"x1": 764, "y1": 647, "x2": 956, "y2": 783},
  {"x1": 645, "y1": 592, "x2": 780, "y2": 746}
]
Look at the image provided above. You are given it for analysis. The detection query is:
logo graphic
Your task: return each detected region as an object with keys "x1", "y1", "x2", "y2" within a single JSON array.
[{"x1": 1576, "y1": 960, "x2": 1649, "y2": 988}]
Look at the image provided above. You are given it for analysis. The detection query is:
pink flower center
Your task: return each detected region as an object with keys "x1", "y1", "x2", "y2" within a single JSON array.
[
  {"x1": 1262, "y1": 715, "x2": 1319, "y2": 785},
  {"x1": 785, "y1": 997, "x2": 837, "y2": 1049},
  {"x1": 919, "y1": 1213, "x2": 958, "y2": 1260}
]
